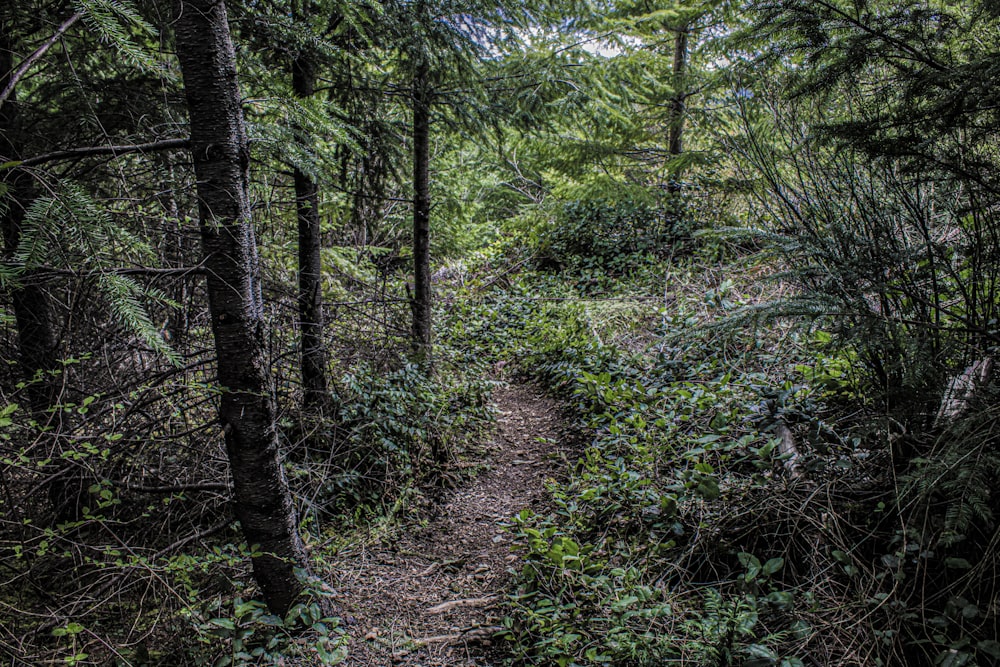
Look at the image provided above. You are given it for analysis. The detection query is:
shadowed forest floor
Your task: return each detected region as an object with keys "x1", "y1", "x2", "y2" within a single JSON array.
[{"x1": 325, "y1": 384, "x2": 571, "y2": 666}]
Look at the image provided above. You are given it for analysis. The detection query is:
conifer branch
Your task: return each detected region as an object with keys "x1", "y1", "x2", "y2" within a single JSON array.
[{"x1": 15, "y1": 265, "x2": 207, "y2": 282}]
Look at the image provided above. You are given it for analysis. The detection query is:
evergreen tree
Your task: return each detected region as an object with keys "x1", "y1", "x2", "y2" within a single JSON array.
[
  {"x1": 172, "y1": 0, "x2": 313, "y2": 615},
  {"x1": 290, "y1": 0, "x2": 329, "y2": 413},
  {"x1": 377, "y1": 0, "x2": 540, "y2": 367}
]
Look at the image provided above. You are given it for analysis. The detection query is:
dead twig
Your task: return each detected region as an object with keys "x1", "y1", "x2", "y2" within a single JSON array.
[{"x1": 426, "y1": 595, "x2": 497, "y2": 615}]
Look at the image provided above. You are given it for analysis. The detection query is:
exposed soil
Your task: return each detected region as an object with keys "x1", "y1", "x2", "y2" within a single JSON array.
[{"x1": 327, "y1": 384, "x2": 571, "y2": 666}]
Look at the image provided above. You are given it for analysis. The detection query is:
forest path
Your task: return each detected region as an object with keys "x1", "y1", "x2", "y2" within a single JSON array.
[{"x1": 328, "y1": 383, "x2": 569, "y2": 666}]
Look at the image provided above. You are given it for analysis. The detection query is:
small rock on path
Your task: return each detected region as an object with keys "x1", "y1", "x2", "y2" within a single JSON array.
[{"x1": 327, "y1": 384, "x2": 569, "y2": 666}]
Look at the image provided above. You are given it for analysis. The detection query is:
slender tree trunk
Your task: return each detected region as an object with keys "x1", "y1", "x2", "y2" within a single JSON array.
[
  {"x1": 667, "y1": 23, "x2": 689, "y2": 192},
  {"x1": 411, "y1": 58, "x2": 432, "y2": 366},
  {"x1": 172, "y1": 0, "x2": 310, "y2": 616},
  {"x1": 0, "y1": 26, "x2": 58, "y2": 415},
  {"x1": 160, "y1": 163, "x2": 190, "y2": 351},
  {"x1": 0, "y1": 23, "x2": 71, "y2": 514},
  {"x1": 291, "y1": 34, "x2": 328, "y2": 412}
]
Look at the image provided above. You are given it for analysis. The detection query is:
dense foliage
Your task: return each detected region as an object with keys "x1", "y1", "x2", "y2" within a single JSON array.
[{"x1": 2, "y1": 0, "x2": 1000, "y2": 664}]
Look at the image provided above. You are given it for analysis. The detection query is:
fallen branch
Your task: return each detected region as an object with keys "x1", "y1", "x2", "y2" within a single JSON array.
[
  {"x1": 411, "y1": 633, "x2": 461, "y2": 645},
  {"x1": 411, "y1": 625, "x2": 501, "y2": 646},
  {"x1": 417, "y1": 562, "x2": 440, "y2": 577},
  {"x1": 123, "y1": 482, "x2": 230, "y2": 494},
  {"x1": 416, "y1": 558, "x2": 465, "y2": 577},
  {"x1": 18, "y1": 138, "x2": 190, "y2": 167}
]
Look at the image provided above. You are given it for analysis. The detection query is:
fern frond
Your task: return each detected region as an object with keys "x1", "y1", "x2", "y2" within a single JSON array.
[{"x1": 902, "y1": 407, "x2": 1000, "y2": 547}]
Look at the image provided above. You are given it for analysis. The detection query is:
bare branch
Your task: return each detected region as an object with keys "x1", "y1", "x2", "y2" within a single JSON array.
[
  {"x1": 9, "y1": 264, "x2": 208, "y2": 283},
  {"x1": 427, "y1": 596, "x2": 497, "y2": 614},
  {"x1": 775, "y1": 422, "x2": 805, "y2": 479},
  {"x1": 18, "y1": 138, "x2": 190, "y2": 167},
  {"x1": 120, "y1": 482, "x2": 230, "y2": 494},
  {"x1": 0, "y1": 13, "x2": 83, "y2": 109}
]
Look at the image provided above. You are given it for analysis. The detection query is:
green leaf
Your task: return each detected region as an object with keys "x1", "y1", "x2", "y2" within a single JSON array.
[
  {"x1": 744, "y1": 643, "x2": 778, "y2": 660},
  {"x1": 209, "y1": 618, "x2": 236, "y2": 630},
  {"x1": 738, "y1": 552, "x2": 762, "y2": 581},
  {"x1": 696, "y1": 477, "x2": 720, "y2": 500},
  {"x1": 831, "y1": 550, "x2": 850, "y2": 564},
  {"x1": 762, "y1": 557, "x2": 784, "y2": 575},
  {"x1": 977, "y1": 640, "x2": 1000, "y2": 660},
  {"x1": 257, "y1": 614, "x2": 283, "y2": 627},
  {"x1": 937, "y1": 649, "x2": 971, "y2": 667}
]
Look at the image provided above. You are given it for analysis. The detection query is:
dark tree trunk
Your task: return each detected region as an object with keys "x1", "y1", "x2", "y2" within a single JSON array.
[
  {"x1": 172, "y1": 0, "x2": 310, "y2": 616},
  {"x1": 291, "y1": 38, "x2": 328, "y2": 412},
  {"x1": 411, "y1": 58, "x2": 432, "y2": 366},
  {"x1": 0, "y1": 25, "x2": 59, "y2": 416},
  {"x1": 0, "y1": 23, "x2": 71, "y2": 514},
  {"x1": 160, "y1": 163, "x2": 190, "y2": 351},
  {"x1": 667, "y1": 23, "x2": 689, "y2": 192}
]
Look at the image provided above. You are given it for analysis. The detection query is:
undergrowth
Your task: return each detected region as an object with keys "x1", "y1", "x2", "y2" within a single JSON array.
[
  {"x1": 443, "y1": 224, "x2": 1000, "y2": 666},
  {"x1": 0, "y1": 331, "x2": 495, "y2": 665}
]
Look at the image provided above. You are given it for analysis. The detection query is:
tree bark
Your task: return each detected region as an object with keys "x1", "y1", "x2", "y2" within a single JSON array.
[
  {"x1": 291, "y1": 28, "x2": 328, "y2": 412},
  {"x1": 667, "y1": 23, "x2": 689, "y2": 192},
  {"x1": 0, "y1": 21, "x2": 70, "y2": 517},
  {"x1": 411, "y1": 58, "x2": 433, "y2": 367},
  {"x1": 0, "y1": 22, "x2": 59, "y2": 417},
  {"x1": 172, "y1": 0, "x2": 310, "y2": 616}
]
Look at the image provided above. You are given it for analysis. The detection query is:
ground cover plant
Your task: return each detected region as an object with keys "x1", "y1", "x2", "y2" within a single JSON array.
[{"x1": 441, "y1": 184, "x2": 1000, "y2": 665}]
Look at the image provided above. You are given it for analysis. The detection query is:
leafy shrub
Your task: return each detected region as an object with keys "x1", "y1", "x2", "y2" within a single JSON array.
[
  {"x1": 184, "y1": 575, "x2": 346, "y2": 666},
  {"x1": 735, "y1": 106, "x2": 999, "y2": 426},
  {"x1": 288, "y1": 362, "x2": 494, "y2": 523},
  {"x1": 536, "y1": 197, "x2": 689, "y2": 274}
]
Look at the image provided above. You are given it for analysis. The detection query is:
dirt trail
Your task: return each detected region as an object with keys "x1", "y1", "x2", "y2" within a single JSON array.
[{"x1": 327, "y1": 384, "x2": 568, "y2": 666}]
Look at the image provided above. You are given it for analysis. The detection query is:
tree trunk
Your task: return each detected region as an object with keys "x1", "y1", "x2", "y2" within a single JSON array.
[
  {"x1": 172, "y1": 0, "x2": 310, "y2": 616},
  {"x1": 0, "y1": 25, "x2": 57, "y2": 413},
  {"x1": 0, "y1": 22, "x2": 72, "y2": 514},
  {"x1": 291, "y1": 37, "x2": 328, "y2": 413},
  {"x1": 160, "y1": 163, "x2": 191, "y2": 351},
  {"x1": 411, "y1": 58, "x2": 432, "y2": 367},
  {"x1": 935, "y1": 358, "x2": 993, "y2": 428},
  {"x1": 667, "y1": 23, "x2": 689, "y2": 192}
]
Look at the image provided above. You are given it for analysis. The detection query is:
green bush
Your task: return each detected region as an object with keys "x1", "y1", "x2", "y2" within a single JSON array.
[
  {"x1": 183, "y1": 575, "x2": 346, "y2": 666},
  {"x1": 440, "y1": 264, "x2": 808, "y2": 665},
  {"x1": 537, "y1": 197, "x2": 688, "y2": 274},
  {"x1": 288, "y1": 362, "x2": 494, "y2": 524}
]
